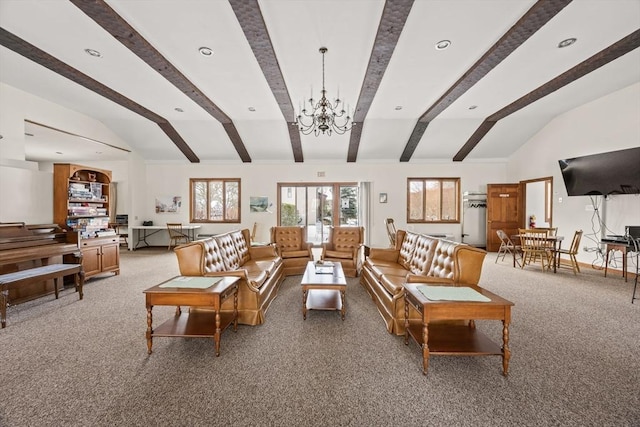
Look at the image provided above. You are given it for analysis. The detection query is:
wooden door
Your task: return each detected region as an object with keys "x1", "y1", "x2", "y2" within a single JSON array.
[{"x1": 486, "y1": 184, "x2": 521, "y2": 252}]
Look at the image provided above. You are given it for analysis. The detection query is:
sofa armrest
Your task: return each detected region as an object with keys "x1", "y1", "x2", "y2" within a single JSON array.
[
  {"x1": 204, "y1": 270, "x2": 261, "y2": 293},
  {"x1": 368, "y1": 248, "x2": 399, "y2": 262},
  {"x1": 406, "y1": 274, "x2": 455, "y2": 285},
  {"x1": 249, "y1": 244, "x2": 278, "y2": 259}
]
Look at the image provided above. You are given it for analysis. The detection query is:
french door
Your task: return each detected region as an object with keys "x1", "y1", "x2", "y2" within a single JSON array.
[{"x1": 277, "y1": 183, "x2": 359, "y2": 244}]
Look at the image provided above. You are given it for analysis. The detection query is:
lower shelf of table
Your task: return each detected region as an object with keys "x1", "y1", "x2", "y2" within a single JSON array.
[
  {"x1": 406, "y1": 321, "x2": 503, "y2": 355},
  {"x1": 152, "y1": 310, "x2": 235, "y2": 338},
  {"x1": 305, "y1": 288, "x2": 343, "y2": 311}
]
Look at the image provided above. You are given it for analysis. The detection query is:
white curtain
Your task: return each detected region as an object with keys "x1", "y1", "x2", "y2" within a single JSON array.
[
  {"x1": 109, "y1": 182, "x2": 117, "y2": 223},
  {"x1": 358, "y1": 181, "x2": 372, "y2": 245}
]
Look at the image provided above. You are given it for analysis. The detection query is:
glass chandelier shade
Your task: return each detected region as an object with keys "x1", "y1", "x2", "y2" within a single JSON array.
[{"x1": 294, "y1": 47, "x2": 355, "y2": 136}]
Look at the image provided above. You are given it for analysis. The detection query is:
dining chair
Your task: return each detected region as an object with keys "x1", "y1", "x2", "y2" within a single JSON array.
[
  {"x1": 385, "y1": 218, "x2": 397, "y2": 247},
  {"x1": 495, "y1": 230, "x2": 522, "y2": 267},
  {"x1": 166, "y1": 223, "x2": 190, "y2": 250},
  {"x1": 519, "y1": 228, "x2": 553, "y2": 271},
  {"x1": 556, "y1": 230, "x2": 583, "y2": 274}
]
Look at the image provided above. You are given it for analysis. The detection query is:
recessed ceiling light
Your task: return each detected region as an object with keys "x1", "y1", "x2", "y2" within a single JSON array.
[
  {"x1": 174, "y1": 107, "x2": 184, "y2": 112},
  {"x1": 84, "y1": 48, "x2": 102, "y2": 58},
  {"x1": 55, "y1": 151, "x2": 63, "y2": 155},
  {"x1": 248, "y1": 107, "x2": 256, "y2": 112},
  {"x1": 468, "y1": 105, "x2": 478, "y2": 110},
  {"x1": 394, "y1": 106, "x2": 403, "y2": 110},
  {"x1": 199, "y1": 46, "x2": 213, "y2": 56},
  {"x1": 25, "y1": 132, "x2": 34, "y2": 137},
  {"x1": 558, "y1": 38, "x2": 577, "y2": 48},
  {"x1": 435, "y1": 40, "x2": 451, "y2": 50}
]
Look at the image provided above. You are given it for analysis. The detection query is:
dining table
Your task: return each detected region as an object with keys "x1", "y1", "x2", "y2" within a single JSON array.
[{"x1": 512, "y1": 233, "x2": 564, "y2": 273}]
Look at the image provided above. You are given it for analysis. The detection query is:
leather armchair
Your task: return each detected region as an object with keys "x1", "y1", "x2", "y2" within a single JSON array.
[
  {"x1": 270, "y1": 226, "x2": 313, "y2": 276},
  {"x1": 321, "y1": 226, "x2": 364, "y2": 277}
]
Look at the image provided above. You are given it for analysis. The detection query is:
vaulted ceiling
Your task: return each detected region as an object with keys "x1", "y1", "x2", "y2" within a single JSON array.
[{"x1": 1, "y1": 0, "x2": 639, "y2": 164}]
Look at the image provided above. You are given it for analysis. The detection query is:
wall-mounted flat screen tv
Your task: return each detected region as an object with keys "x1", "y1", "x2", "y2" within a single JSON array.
[{"x1": 558, "y1": 147, "x2": 640, "y2": 196}]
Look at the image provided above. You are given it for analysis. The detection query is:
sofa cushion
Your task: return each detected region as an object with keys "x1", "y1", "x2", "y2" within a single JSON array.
[
  {"x1": 215, "y1": 233, "x2": 241, "y2": 270},
  {"x1": 324, "y1": 249, "x2": 352, "y2": 260},
  {"x1": 407, "y1": 235, "x2": 438, "y2": 275},
  {"x1": 281, "y1": 250, "x2": 309, "y2": 259},
  {"x1": 202, "y1": 238, "x2": 226, "y2": 273},
  {"x1": 399, "y1": 231, "x2": 419, "y2": 269},
  {"x1": 370, "y1": 263, "x2": 408, "y2": 281},
  {"x1": 230, "y1": 230, "x2": 250, "y2": 265},
  {"x1": 427, "y1": 240, "x2": 457, "y2": 279},
  {"x1": 272, "y1": 227, "x2": 305, "y2": 252}
]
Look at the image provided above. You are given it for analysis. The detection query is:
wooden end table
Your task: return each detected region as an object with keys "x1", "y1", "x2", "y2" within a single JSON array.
[
  {"x1": 404, "y1": 283, "x2": 514, "y2": 376},
  {"x1": 301, "y1": 261, "x2": 347, "y2": 320},
  {"x1": 143, "y1": 276, "x2": 239, "y2": 356}
]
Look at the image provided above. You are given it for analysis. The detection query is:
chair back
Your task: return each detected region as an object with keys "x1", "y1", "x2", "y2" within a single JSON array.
[
  {"x1": 569, "y1": 230, "x2": 583, "y2": 255},
  {"x1": 166, "y1": 223, "x2": 184, "y2": 238},
  {"x1": 536, "y1": 227, "x2": 558, "y2": 236},
  {"x1": 519, "y1": 228, "x2": 549, "y2": 251},
  {"x1": 386, "y1": 218, "x2": 397, "y2": 246},
  {"x1": 497, "y1": 229, "x2": 511, "y2": 245},
  {"x1": 251, "y1": 222, "x2": 257, "y2": 242}
]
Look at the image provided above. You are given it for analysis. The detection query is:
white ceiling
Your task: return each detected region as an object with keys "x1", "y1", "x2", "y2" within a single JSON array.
[{"x1": 0, "y1": 0, "x2": 639, "y2": 164}]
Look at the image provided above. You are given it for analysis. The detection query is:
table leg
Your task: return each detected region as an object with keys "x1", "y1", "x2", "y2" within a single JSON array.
[
  {"x1": 404, "y1": 294, "x2": 409, "y2": 345},
  {"x1": 146, "y1": 306, "x2": 153, "y2": 354},
  {"x1": 1, "y1": 287, "x2": 7, "y2": 328},
  {"x1": 214, "y1": 310, "x2": 221, "y2": 357},
  {"x1": 502, "y1": 319, "x2": 511, "y2": 376},
  {"x1": 604, "y1": 247, "x2": 611, "y2": 277},
  {"x1": 302, "y1": 288, "x2": 308, "y2": 320},
  {"x1": 422, "y1": 323, "x2": 430, "y2": 375},
  {"x1": 340, "y1": 289, "x2": 345, "y2": 321},
  {"x1": 233, "y1": 286, "x2": 238, "y2": 331}
]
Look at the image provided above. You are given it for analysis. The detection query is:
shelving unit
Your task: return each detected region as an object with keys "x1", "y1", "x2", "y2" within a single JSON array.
[
  {"x1": 461, "y1": 191, "x2": 487, "y2": 248},
  {"x1": 53, "y1": 163, "x2": 120, "y2": 279}
]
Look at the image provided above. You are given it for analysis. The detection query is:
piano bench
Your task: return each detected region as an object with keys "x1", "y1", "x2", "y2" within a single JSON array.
[{"x1": 0, "y1": 263, "x2": 85, "y2": 328}]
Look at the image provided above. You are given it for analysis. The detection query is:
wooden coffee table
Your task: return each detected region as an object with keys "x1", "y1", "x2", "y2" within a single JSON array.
[
  {"x1": 301, "y1": 261, "x2": 347, "y2": 320},
  {"x1": 143, "y1": 276, "x2": 239, "y2": 356},
  {"x1": 404, "y1": 283, "x2": 514, "y2": 376}
]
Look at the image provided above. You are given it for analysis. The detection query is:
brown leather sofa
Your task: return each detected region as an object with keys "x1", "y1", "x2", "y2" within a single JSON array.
[
  {"x1": 173, "y1": 229, "x2": 284, "y2": 325},
  {"x1": 321, "y1": 226, "x2": 364, "y2": 277},
  {"x1": 360, "y1": 229, "x2": 487, "y2": 335},
  {"x1": 270, "y1": 226, "x2": 313, "y2": 276}
]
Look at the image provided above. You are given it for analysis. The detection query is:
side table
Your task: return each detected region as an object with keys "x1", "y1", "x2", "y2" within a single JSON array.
[{"x1": 143, "y1": 276, "x2": 239, "y2": 356}]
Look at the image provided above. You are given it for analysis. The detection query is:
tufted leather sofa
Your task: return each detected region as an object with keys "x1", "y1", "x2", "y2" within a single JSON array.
[
  {"x1": 360, "y1": 229, "x2": 487, "y2": 335},
  {"x1": 321, "y1": 226, "x2": 365, "y2": 277},
  {"x1": 173, "y1": 229, "x2": 284, "y2": 325},
  {"x1": 270, "y1": 226, "x2": 313, "y2": 276}
]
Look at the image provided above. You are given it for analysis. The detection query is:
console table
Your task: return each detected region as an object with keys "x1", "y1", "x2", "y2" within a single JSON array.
[{"x1": 404, "y1": 283, "x2": 514, "y2": 376}]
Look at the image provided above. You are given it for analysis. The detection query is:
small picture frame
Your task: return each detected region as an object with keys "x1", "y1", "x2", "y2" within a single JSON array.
[{"x1": 379, "y1": 193, "x2": 388, "y2": 203}]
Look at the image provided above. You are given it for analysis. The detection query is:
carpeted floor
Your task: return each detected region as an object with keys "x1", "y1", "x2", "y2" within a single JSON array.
[{"x1": 1, "y1": 248, "x2": 638, "y2": 426}]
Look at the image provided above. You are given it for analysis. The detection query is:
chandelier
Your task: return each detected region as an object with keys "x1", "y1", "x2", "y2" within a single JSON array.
[{"x1": 294, "y1": 47, "x2": 355, "y2": 136}]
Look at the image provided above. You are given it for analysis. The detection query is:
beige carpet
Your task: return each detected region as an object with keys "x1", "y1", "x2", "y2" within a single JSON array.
[{"x1": 1, "y1": 248, "x2": 638, "y2": 426}]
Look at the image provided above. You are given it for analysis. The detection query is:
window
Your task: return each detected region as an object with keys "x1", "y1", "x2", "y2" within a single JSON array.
[
  {"x1": 190, "y1": 178, "x2": 240, "y2": 223},
  {"x1": 278, "y1": 182, "x2": 359, "y2": 244},
  {"x1": 407, "y1": 178, "x2": 460, "y2": 223}
]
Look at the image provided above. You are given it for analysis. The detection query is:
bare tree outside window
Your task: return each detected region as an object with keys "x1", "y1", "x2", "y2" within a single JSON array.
[
  {"x1": 407, "y1": 178, "x2": 460, "y2": 223},
  {"x1": 190, "y1": 178, "x2": 241, "y2": 223}
]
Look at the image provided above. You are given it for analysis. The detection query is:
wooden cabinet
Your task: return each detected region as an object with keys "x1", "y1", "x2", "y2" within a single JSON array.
[
  {"x1": 54, "y1": 163, "x2": 120, "y2": 279},
  {"x1": 80, "y1": 237, "x2": 120, "y2": 278}
]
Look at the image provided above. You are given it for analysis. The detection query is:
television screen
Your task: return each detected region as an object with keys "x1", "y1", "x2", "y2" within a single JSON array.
[{"x1": 558, "y1": 147, "x2": 640, "y2": 196}]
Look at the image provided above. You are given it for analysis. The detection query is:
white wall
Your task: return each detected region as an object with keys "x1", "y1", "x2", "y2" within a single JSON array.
[
  {"x1": 508, "y1": 82, "x2": 640, "y2": 270},
  {"x1": 135, "y1": 161, "x2": 506, "y2": 248}
]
